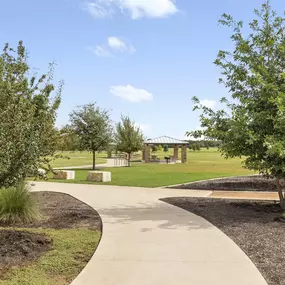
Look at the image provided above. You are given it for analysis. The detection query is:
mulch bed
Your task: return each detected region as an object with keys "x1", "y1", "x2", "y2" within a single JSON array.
[
  {"x1": 162, "y1": 197, "x2": 285, "y2": 285},
  {"x1": 0, "y1": 230, "x2": 52, "y2": 270},
  {"x1": 170, "y1": 175, "x2": 283, "y2": 192},
  {"x1": 0, "y1": 192, "x2": 102, "y2": 275}
]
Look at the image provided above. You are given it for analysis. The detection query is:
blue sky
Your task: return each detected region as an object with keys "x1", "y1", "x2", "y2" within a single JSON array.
[{"x1": 1, "y1": 0, "x2": 284, "y2": 139}]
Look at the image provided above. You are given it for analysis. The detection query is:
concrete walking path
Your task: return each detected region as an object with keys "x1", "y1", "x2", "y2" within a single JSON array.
[
  {"x1": 55, "y1": 158, "x2": 126, "y2": 170},
  {"x1": 31, "y1": 182, "x2": 268, "y2": 285}
]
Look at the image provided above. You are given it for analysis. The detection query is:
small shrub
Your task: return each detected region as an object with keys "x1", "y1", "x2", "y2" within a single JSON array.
[
  {"x1": 0, "y1": 182, "x2": 40, "y2": 224},
  {"x1": 107, "y1": 149, "x2": 112, "y2": 158}
]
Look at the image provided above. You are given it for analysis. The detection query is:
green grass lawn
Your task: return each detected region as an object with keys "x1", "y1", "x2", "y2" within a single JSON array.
[
  {"x1": 49, "y1": 149, "x2": 252, "y2": 187},
  {"x1": 50, "y1": 151, "x2": 107, "y2": 168},
  {"x1": 0, "y1": 228, "x2": 100, "y2": 285}
]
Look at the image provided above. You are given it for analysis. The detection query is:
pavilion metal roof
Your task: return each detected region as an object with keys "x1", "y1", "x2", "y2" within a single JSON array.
[{"x1": 144, "y1": 136, "x2": 188, "y2": 145}]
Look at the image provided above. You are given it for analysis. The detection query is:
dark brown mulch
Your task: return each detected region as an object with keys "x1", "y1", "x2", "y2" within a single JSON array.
[
  {"x1": 170, "y1": 175, "x2": 283, "y2": 192},
  {"x1": 162, "y1": 197, "x2": 285, "y2": 285},
  {"x1": 0, "y1": 192, "x2": 102, "y2": 230},
  {"x1": 0, "y1": 230, "x2": 52, "y2": 270},
  {"x1": 0, "y1": 192, "x2": 102, "y2": 275}
]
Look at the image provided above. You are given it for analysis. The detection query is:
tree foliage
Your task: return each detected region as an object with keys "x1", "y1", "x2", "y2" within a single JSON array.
[
  {"x1": 151, "y1": 145, "x2": 159, "y2": 153},
  {"x1": 115, "y1": 116, "x2": 144, "y2": 167},
  {"x1": 189, "y1": 1, "x2": 285, "y2": 207},
  {"x1": 70, "y1": 103, "x2": 113, "y2": 170},
  {"x1": 0, "y1": 41, "x2": 62, "y2": 187},
  {"x1": 57, "y1": 125, "x2": 80, "y2": 151},
  {"x1": 163, "y1": 145, "x2": 169, "y2": 153}
]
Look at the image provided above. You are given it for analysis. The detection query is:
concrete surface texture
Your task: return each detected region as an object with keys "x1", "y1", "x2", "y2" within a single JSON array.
[{"x1": 31, "y1": 182, "x2": 268, "y2": 285}]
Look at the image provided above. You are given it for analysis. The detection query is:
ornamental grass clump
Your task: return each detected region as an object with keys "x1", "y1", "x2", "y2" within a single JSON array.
[{"x1": 0, "y1": 182, "x2": 40, "y2": 224}]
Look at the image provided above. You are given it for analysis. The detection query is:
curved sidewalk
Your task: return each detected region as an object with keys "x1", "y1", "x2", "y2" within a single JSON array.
[{"x1": 32, "y1": 182, "x2": 268, "y2": 285}]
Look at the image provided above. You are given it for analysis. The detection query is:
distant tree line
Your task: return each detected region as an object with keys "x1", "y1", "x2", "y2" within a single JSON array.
[{"x1": 188, "y1": 140, "x2": 222, "y2": 150}]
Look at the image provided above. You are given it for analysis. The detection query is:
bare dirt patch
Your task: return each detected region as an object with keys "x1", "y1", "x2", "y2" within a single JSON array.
[
  {"x1": 162, "y1": 197, "x2": 285, "y2": 285},
  {"x1": 0, "y1": 230, "x2": 52, "y2": 271}
]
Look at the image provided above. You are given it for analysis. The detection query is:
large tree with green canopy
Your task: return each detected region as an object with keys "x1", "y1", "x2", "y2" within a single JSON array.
[
  {"x1": 115, "y1": 116, "x2": 144, "y2": 167},
  {"x1": 69, "y1": 103, "x2": 113, "y2": 170},
  {"x1": 0, "y1": 41, "x2": 62, "y2": 187},
  {"x1": 189, "y1": 1, "x2": 285, "y2": 208}
]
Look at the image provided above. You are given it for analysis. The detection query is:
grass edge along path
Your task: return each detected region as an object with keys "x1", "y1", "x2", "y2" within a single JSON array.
[{"x1": 0, "y1": 228, "x2": 101, "y2": 285}]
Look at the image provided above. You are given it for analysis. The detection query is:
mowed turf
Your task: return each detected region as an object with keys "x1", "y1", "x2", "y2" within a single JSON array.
[
  {"x1": 50, "y1": 151, "x2": 107, "y2": 168},
  {"x1": 50, "y1": 149, "x2": 252, "y2": 187}
]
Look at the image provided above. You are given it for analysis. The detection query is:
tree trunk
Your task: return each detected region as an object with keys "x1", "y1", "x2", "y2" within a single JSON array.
[
  {"x1": 128, "y1": 153, "x2": 131, "y2": 167},
  {"x1": 276, "y1": 179, "x2": 285, "y2": 209},
  {"x1": 92, "y1": 151, "x2": 96, "y2": 170}
]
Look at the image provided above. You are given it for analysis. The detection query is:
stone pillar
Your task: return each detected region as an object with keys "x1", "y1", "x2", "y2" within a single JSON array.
[
  {"x1": 173, "y1": 145, "x2": 179, "y2": 160},
  {"x1": 181, "y1": 144, "x2": 187, "y2": 163},
  {"x1": 142, "y1": 147, "x2": 145, "y2": 161},
  {"x1": 145, "y1": 144, "x2": 151, "y2": 163}
]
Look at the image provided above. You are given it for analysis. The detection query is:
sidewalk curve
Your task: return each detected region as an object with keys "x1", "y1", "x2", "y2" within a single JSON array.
[{"x1": 31, "y1": 182, "x2": 268, "y2": 285}]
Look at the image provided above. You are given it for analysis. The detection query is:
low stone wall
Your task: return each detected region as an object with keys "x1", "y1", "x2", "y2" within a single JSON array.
[
  {"x1": 87, "y1": 171, "x2": 111, "y2": 182},
  {"x1": 53, "y1": 170, "x2": 75, "y2": 180}
]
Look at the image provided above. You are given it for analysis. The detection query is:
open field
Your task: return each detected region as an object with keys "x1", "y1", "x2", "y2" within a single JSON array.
[
  {"x1": 49, "y1": 149, "x2": 253, "y2": 187},
  {"x1": 50, "y1": 151, "x2": 107, "y2": 168}
]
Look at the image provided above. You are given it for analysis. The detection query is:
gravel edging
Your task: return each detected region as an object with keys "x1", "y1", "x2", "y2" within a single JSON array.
[
  {"x1": 168, "y1": 175, "x2": 282, "y2": 192},
  {"x1": 162, "y1": 197, "x2": 285, "y2": 285}
]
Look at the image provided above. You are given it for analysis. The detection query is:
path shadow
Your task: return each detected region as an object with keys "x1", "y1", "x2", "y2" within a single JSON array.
[{"x1": 98, "y1": 201, "x2": 212, "y2": 232}]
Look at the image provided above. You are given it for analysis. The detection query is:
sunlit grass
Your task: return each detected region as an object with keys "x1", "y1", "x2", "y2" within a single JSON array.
[
  {"x1": 0, "y1": 228, "x2": 100, "y2": 285},
  {"x1": 49, "y1": 149, "x2": 252, "y2": 187},
  {"x1": 50, "y1": 151, "x2": 107, "y2": 168}
]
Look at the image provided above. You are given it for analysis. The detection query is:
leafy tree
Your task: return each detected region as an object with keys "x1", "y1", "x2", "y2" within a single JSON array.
[
  {"x1": 158, "y1": 145, "x2": 163, "y2": 152},
  {"x1": 70, "y1": 103, "x2": 113, "y2": 170},
  {"x1": 151, "y1": 145, "x2": 159, "y2": 153},
  {"x1": 58, "y1": 125, "x2": 80, "y2": 151},
  {"x1": 191, "y1": 143, "x2": 200, "y2": 151},
  {"x1": 196, "y1": 143, "x2": 201, "y2": 151},
  {"x1": 189, "y1": 1, "x2": 285, "y2": 208},
  {"x1": 204, "y1": 141, "x2": 210, "y2": 150},
  {"x1": 0, "y1": 41, "x2": 62, "y2": 187},
  {"x1": 115, "y1": 116, "x2": 144, "y2": 167},
  {"x1": 163, "y1": 145, "x2": 169, "y2": 153}
]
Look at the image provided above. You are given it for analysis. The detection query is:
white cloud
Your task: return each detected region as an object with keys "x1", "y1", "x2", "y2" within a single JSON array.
[
  {"x1": 108, "y1": 37, "x2": 136, "y2": 53},
  {"x1": 90, "y1": 45, "x2": 110, "y2": 57},
  {"x1": 84, "y1": 0, "x2": 178, "y2": 19},
  {"x1": 83, "y1": 2, "x2": 111, "y2": 18},
  {"x1": 110, "y1": 85, "x2": 153, "y2": 102},
  {"x1": 90, "y1": 37, "x2": 135, "y2": 57},
  {"x1": 200, "y1": 99, "x2": 217, "y2": 109}
]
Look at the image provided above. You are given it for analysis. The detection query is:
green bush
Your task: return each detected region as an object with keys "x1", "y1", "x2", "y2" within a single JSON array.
[
  {"x1": 0, "y1": 183, "x2": 40, "y2": 224},
  {"x1": 107, "y1": 149, "x2": 112, "y2": 158}
]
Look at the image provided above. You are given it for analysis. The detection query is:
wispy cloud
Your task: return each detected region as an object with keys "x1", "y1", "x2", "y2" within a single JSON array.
[
  {"x1": 83, "y1": 1, "x2": 111, "y2": 18},
  {"x1": 89, "y1": 37, "x2": 135, "y2": 57},
  {"x1": 83, "y1": 0, "x2": 178, "y2": 19},
  {"x1": 110, "y1": 85, "x2": 153, "y2": 103},
  {"x1": 88, "y1": 45, "x2": 111, "y2": 57},
  {"x1": 108, "y1": 37, "x2": 136, "y2": 53}
]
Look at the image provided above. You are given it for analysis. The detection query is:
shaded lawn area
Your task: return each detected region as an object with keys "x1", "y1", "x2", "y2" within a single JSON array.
[
  {"x1": 162, "y1": 197, "x2": 285, "y2": 285},
  {"x1": 0, "y1": 192, "x2": 101, "y2": 285},
  {"x1": 48, "y1": 150, "x2": 251, "y2": 187},
  {"x1": 50, "y1": 151, "x2": 107, "y2": 168}
]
